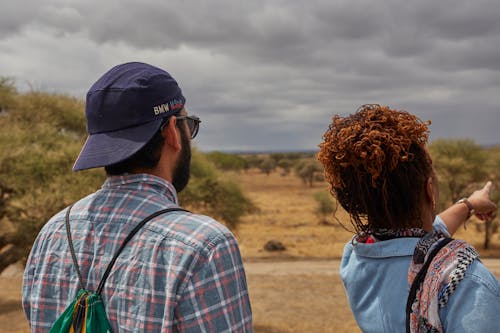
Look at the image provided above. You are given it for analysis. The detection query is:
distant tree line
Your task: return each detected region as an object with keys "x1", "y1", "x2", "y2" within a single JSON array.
[
  {"x1": 208, "y1": 151, "x2": 325, "y2": 187},
  {"x1": 206, "y1": 143, "x2": 500, "y2": 249}
]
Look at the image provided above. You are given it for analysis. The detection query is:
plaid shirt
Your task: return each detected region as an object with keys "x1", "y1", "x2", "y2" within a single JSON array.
[{"x1": 23, "y1": 174, "x2": 253, "y2": 332}]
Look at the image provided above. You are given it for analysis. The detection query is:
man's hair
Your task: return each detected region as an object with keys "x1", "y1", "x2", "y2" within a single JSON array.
[
  {"x1": 105, "y1": 128, "x2": 165, "y2": 175},
  {"x1": 317, "y1": 105, "x2": 432, "y2": 233}
]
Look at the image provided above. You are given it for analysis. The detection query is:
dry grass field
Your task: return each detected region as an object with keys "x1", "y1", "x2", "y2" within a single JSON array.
[
  {"x1": 1, "y1": 168, "x2": 499, "y2": 332},
  {"x1": 234, "y1": 169, "x2": 500, "y2": 260},
  {"x1": 235, "y1": 169, "x2": 352, "y2": 260}
]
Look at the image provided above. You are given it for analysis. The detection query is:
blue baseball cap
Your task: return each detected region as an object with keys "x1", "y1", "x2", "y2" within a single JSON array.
[{"x1": 73, "y1": 62, "x2": 186, "y2": 171}]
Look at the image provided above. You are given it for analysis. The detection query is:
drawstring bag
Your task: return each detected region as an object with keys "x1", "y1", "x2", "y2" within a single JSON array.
[
  {"x1": 50, "y1": 289, "x2": 111, "y2": 333},
  {"x1": 50, "y1": 206, "x2": 187, "y2": 333}
]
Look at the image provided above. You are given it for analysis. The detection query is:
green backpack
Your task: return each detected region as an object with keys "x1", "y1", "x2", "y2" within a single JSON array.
[{"x1": 50, "y1": 206, "x2": 187, "y2": 333}]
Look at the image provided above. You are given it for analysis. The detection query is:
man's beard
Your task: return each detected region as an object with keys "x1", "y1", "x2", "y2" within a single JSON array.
[{"x1": 172, "y1": 126, "x2": 191, "y2": 193}]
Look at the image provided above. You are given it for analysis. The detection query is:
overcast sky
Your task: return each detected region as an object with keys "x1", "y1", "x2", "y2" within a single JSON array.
[{"x1": 1, "y1": 0, "x2": 499, "y2": 151}]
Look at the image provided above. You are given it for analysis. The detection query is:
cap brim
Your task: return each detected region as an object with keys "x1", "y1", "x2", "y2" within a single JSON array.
[{"x1": 73, "y1": 119, "x2": 162, "y2": 171}]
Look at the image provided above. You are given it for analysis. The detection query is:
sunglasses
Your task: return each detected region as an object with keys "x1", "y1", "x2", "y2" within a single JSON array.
[{"x1": 161, "y1": 115, "x2": 201, "y2": 139}]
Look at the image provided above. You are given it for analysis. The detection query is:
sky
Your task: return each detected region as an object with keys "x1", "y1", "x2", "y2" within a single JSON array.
[{"x1": 1, "y1": 0, "x2": 499, "y2": 152}]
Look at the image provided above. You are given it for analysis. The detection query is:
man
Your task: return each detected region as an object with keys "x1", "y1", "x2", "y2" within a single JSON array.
[{"x1": 22, "y1": 62, "x2": 253, "y2": 332}]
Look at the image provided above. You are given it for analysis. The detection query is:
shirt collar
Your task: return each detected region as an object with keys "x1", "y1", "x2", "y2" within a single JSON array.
[
  {"x1": 351, "y1": 237, "x2": 420, "y2": 258},
  {"x1": 102, "y1": 173, "x2": 178, "y2": 205}
]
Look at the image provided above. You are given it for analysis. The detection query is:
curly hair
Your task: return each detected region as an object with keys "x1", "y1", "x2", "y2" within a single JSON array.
[{"x1": 317, "y1": 104, "x2": 432, "y2": 234}]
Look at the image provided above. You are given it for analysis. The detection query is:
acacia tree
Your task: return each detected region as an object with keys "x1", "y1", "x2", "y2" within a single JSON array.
[
  {"x1": 481, "y1": 146, "x2": 500, "y2": 249},
  {"x1": 313, "y1": 191, "x2": 336, "y2": 224},
  {"x1": 429, "y1": 139, "x2": 498, "y2": 249},
  {"x1": 429, "y1": 139, "x2": 488, "y2": 203},
  {"x1": 295, "y1": 159, "x2": 323, "y2": 187},
  {"x1": 258, "y1": 157, "x2": 277, "y2": 175},
  {"x1": 277, "y1": 158, "x2": 293, "y2": 176}
]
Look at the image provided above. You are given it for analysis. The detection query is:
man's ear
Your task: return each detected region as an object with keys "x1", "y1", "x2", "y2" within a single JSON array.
[{"x1": 162, "y1": 117, "x2": 181, "y2": 151}]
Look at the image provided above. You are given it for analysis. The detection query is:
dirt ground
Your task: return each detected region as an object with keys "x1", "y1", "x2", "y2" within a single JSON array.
[
  {"x1": 0, "y1": 260, "x2": 362, "y2": 333},
  {"x1": 247, "y1": 260, "x2": 360, "y2": 333},
  {"x1": 3, "y1": 259, "x2": 500, "y2": 332},
  {"x1": 1, "y1": 169, "x2": 499, "y2": 332}
]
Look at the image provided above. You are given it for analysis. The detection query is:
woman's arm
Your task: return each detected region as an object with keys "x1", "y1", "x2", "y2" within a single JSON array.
[{"x1": 438, "y1": 181, "x2": 497, "y2": 236}]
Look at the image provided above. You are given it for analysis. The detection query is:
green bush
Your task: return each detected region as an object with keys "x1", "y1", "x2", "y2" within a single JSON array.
[
  {"x1": 206, "y1": 151, "x2": 248, "y2": 172},
  {"x1": 277, "y1": 158, "x2": 293, "y2": 175},
  {"x1": 0, "y1": 77, "x2": 18, "y2": 112},
  {"x1": 294, "y1": 159, "x2": 323, "y2": 187},
  {"x1": 0, "y1": 85, "x2": 105, "y2": 273},
  {"x1": 258, "y1": 157, "x2": 277, "y2": 175},
  {"x1": 180, "y1": 150, "x2": 256, "y2": 229},
  {"x1": 313, "y1": 191, "x2": 336, "y2": 222},
  {"x1": 240, "y1": 154, "x2": 262, "y2": 169}
]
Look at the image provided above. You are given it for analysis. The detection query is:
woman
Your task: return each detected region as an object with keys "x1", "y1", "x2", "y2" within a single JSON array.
[{"x1": 317, "y1": 104, "x2": 499, "y2": 332}]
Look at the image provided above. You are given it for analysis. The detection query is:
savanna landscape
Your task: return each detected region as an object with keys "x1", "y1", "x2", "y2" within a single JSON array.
[
  {"x1": 1, "y1": 83, "x2": 500, "y2": 332},
  {"x1": 2, "y1": 168, "x2": 500, "y2": 332}
]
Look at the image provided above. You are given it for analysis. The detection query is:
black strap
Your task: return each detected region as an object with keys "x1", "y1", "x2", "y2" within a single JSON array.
[
  {"x1": 65, "y1": 206, "x2": 188, "y2": 295},
  {"x1": 405, "y1": 237, "x2": 453, "y2": 333},
  {"x1": 65, "y1": 204, "x2": 84, "y2": 290}
]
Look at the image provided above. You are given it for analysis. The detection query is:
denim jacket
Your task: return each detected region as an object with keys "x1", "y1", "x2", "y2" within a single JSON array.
[{"x1": 341, "y1": 217, "x2": 500, "y2": 332}]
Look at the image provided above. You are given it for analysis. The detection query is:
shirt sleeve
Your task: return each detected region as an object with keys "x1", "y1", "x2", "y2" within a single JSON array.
[
  {"x1": 432, "y1": 215, "x2": 451, "y2": 237},
  {"x1": 440, "y1": 260, "x2": 500, "y2": 332},
  {"x1": 22, "y1": 253, "x2": 34, "y2": 321},
  {"x1": 22, "y1": 233, "x2": 41, "y2": 323},
  {"x1": 173, "y1": 234, "x2": 253, "y2": 332}
]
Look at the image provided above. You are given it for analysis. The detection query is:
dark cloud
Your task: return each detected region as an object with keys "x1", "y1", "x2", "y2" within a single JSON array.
[
  {"x1": 0, "y1": 0, "x2": 499, "y2": 151},
  {"x1": 0, "y1": 1, "x2": 43, "y2": 38}
]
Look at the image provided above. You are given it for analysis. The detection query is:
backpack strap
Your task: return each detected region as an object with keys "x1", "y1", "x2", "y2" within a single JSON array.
[
  {"x1": 65, "y1": 204, "x2": 84, "y2": 290},
  {"x1": 405, "y1": 237, "x2": 453, "y2": 333},
  {"x1": 65, "y1": 206, "x2": 189, "y2": 295}
]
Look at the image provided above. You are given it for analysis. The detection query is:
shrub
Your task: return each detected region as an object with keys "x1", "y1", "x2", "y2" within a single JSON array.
[
  {"x1": 295, "y1": 159, "x2": 323, "y2": 187},
  {"x1": 0, "y1": 87, "x2": 104, "y2": 272},
  {"x1": 206, "y1": 151, "x2": 248, "y2": 172},
  {"x1": 277, "y1": 159, "x2": 293, "y2": 175},
  {"x1": 313, "y1": 191, "x2": 336, "y2": 223},
  {"x1": 258, "y1": 158, "x2": 277, "y2": 175},
  {"x1": 180, "y1": 150, "x2": 256, "y2": 229}
]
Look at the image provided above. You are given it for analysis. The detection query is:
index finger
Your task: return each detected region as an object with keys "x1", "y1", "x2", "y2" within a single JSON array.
[{"x1": 483, "y1": 181, "x2": 493, "y2": 194}]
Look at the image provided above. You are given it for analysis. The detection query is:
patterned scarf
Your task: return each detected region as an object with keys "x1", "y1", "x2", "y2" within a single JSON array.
[{"x1": 407, "y1": 230, "x2": 479, "y2": 333}]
